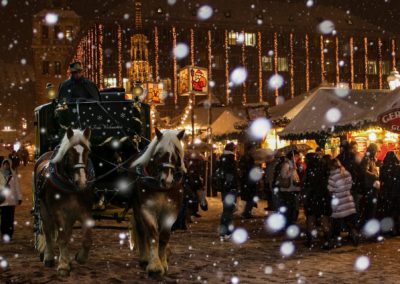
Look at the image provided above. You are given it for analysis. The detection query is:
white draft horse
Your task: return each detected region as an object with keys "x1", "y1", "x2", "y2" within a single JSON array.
[
  {"x1": 33, "y1": 127, "x2": 93, "y2": 276},
  {"x1": 129, "y1": 128, "x2": 185, "y2": 277}
]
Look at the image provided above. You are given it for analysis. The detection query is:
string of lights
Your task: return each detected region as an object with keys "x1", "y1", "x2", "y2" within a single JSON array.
[
  {"x1": 364, "y1": 37, "x2": 369, "y2": 89},
  {"x1": 350, "y1": 36, "x2": 354, "y2": 88},
  {"x1": 274, "y1": 32, "x2": 278, "y2": 97},
  {"x1": 378, "y1": 37, "x2": 383, "y2": 89},
  {"x1": 257, "y1": 31, "x2": 263, "y2": 102},
  {"x1": 99, "y1": 24, "x2": 102, "y2": 89},
  {"x1": 94, "y1": 25, "x2": 98, "y2": 86},
  {"x1": 320, "y1": 35, "x2": 325, "y2": 82},
  {"x1": 241, "y1": 30, "x2": 247, "y2": 104},
  {"x1": 190, "y1": 28, "x2": 195, "y2": 66},
  {"x1": 305, "y1": 34, "x2": 310, "y2": 92},
  {"x1": 290, "y1": 33, "x2": 294, "y2": 98},
  {"x1": 154, "y1": 26, "x2": 159, "y2": 80},
  {"x1": 172, "y1": 26, "x2": 177, "y2": 104},
  {"x1": 207, "y1": 30, "x2": 212, "y2": 92},
  {"x1": 392, "y1": 39, "x2": 396, "y2": 69},
  {"x1": 224, "y1": 29, "x2": 230, "y2": 105},
  {"x1": 117, "y1": 25, "x2": 122, "y2": 87},
  {"x1": 89, "y1": 28, "x2": 94, "y2": 81},
  {"x1": 335, "y1": 36, "x2": 340, "y2": 84}
]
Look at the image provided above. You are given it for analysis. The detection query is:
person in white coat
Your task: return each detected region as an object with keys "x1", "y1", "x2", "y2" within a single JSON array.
[
  {"x1": 328, "y1": 158, "x2": 359, "y2": 247},
  {"x1": 0, "y1": 159, "x2": 22, "y2": 240}
]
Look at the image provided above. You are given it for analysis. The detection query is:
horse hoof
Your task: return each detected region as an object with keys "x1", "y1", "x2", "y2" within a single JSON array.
[
  {"x1": 75, "y1": 251, "x2": 88, "y2": 265},
  {"x1": 146, "y1": 262, "x2": 165, "y2": 277},
  {"x1": 39, "y1": 253, "x2": 44, "y2": 262},
  {"x1": 44, "y1": 259, "x2": 55, "y2": 267},
  {"x1": 57, "y1": 269, "x2": 70, "y2": 277}
]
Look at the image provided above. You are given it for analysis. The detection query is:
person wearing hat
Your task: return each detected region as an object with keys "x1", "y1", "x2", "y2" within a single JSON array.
[{"x1": 57, "y1": 61, "x2": 100, "y2": 102}]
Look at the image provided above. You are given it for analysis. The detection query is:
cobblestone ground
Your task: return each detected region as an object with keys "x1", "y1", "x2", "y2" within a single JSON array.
[{"x1": 1, "y1": 165, "x2": 400, "y2": 283}]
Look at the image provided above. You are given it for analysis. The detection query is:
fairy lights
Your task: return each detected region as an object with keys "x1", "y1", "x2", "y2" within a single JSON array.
[
  {"x1": 94, "y1": 25, "x2": 98, "y2": 85},
  {"x1": 378, "y1": 37, "x2": 383, "y2": 89},
  {"x1": 99, "y1": 24, "x2": 104, "y2": 89},
  {"x1": 207, "y1": 30, "x2": 212, "y2": 94},
  {"x1": 241, "y1": 30, "x2": 247, "y2": 104},
  {"x1": 224, "y1": 29, "x2": 230, "y2": 105},
  {"x1": 350, "y1": 36, "x2": 354, "y2": 88},
  {"x1": 274, "y1": 32, "x2": 278, "y2": 97},
  {"x1": 305, "y1": 34, "x2": 310, "y2": 92},
  {"x1": 172, "y1": 26, "x2": 177, "y2": 104},
  {"x1": 257, "y1": 31, "x2": 263, "y2": 102},
  {"x1": 190, "y1": 28, "x2": 195, "y2": 66},
  {"x1": 335, "y1": 36, "x2": 340, "y2": 84},
  {"x1": 320, "y1": 35, "x2": 325, "y2": 82},
  {"x1": 364, "y1": 37, "x2": 369, "y2": 89},
  {"x1": 117, "y1": 25, "x2": 122, "y2": 87},
  {"x1": 154, "y1": 26, "x2": 159, "y2": 80},
  {"x1": 392, "y1": 39, "x2": 396, "y2": 69},
  {"x1": 90, "y1": 28, "x2": 94, "y2": 81},
  {"x1": 289, "y1": 33, "x2": 294, "y2": 98}
]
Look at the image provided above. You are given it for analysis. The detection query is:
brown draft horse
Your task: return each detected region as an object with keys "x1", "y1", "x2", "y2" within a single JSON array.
[
  {"x1": 129, "y1": 128, "x2": 185, "y2": 277},
  {"x1": 33, "y1": 127, "x2": 93, "y2": 276}
]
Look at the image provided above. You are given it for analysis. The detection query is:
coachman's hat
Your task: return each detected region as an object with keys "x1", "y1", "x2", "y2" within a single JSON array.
[{"x1": 69, "y1": 61, "x2": 83, "y2": 72}]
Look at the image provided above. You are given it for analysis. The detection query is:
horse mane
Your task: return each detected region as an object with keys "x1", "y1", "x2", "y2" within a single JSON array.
[
  {"x1": 52, "y1": 129, "x2": 91, "y2": 163},
  {"x1": 131, "y1": 129, "x2": 186, "y2": 172}
]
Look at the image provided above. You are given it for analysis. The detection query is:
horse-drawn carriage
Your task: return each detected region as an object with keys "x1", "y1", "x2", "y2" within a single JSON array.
[{"x1": 32, "y1": 88, "x2": 190, "y2": 277}]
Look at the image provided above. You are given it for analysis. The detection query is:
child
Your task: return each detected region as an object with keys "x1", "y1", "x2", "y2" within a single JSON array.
[{"x1": 328, "y1": 158, "x2": 359, "y2": 247}]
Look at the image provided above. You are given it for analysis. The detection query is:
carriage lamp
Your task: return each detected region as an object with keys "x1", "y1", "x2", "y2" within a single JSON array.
[
  {"x1": 387, "y1": 68, "x2": 400, "y2": 90},
  {"x1": 46, "y1": 83, "x2": 56, "y2": 100}
]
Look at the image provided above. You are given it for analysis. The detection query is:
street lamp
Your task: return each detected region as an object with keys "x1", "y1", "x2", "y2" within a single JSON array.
[{"x1": 387, "y1": 68, "x2": 400, "y2": 90}]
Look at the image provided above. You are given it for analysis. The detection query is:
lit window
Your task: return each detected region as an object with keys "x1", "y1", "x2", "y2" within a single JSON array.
[
  {"x1": 353, "y1": 83, "x2": 364, "y2": 90},
  {"x1": 261, "y1": 56, "x2": 273, "y2": 71},
  {"x1": 228, "y1": 32, "x2": 256, "y2": 46},
  {"x1": 367, "y1": 60, "x2": 377, "y2": 75},
  {"x1": 65, "y1": 26, "x2": 73, "y2": 41},
  {"x1": 42, "y1": 61, "x2": 49, "y2": 75},
  {"x1": 278, "y1": 57, "x2": 288, "y2": 72},
  {"x1": 104, "y1": 77, "x2": 117, "y2": 88}
]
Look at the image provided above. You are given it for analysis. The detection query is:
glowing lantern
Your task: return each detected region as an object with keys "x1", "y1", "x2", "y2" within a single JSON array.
[{"x1": 179, "y1": 66, "x2": 208, "y2": 96}]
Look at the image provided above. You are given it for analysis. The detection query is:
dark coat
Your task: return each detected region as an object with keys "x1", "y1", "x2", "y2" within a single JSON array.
[
  {"x1": 239, "y1": 154, "x2": 258, "y2": 201},
  {"x1": 217, "y1": 151, "x2": 238, "y2": 192},
  {"x1": 58, "y1": 77, "x2": 100, "y2": 102},
  {"x1": 338, "y1": 151, "x2": 363, "y2": 195},
  {"x1": 360, "y1": 156, "x2": 379, "y2": 192}
]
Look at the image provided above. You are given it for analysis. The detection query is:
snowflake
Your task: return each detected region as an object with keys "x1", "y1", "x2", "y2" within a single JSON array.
[
  {"x1": 97, "y1": 115, "x2": 103, "y2": 120},
  {"x1": 120, "y1": 113, "x2": 126, "y2": 118}
]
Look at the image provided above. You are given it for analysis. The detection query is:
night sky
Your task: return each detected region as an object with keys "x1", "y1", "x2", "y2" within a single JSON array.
[{"x1": 0, "y1": 0, "x2": 399, "y2": 65}]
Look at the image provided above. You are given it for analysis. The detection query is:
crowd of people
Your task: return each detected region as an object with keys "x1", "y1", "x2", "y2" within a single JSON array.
[{"x1": 214, "y1": 140, "x2": 400, "y2": 248}]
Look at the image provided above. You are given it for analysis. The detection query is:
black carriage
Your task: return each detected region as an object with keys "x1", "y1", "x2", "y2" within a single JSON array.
[{"x1": 33, "y1": 88, "x2": 151, "y2": 221}]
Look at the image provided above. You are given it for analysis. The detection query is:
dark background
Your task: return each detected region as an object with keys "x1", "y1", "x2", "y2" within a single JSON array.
[{"x1": 0, "y1": 0, "x2": 399, "y2": 65}]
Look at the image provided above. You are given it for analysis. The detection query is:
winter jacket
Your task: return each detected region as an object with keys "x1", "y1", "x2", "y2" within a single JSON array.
[
  {"x1": 328, "y1": 168, "x2": 356, "y2": 219},
  {"x1": 0, "y1": 159, "x2": 22, "y2": 207},
  {"x1": 58, "y1": 76, "x2": 100, "y2": 102},
  {"x1": 217, "y1": 151, "x2": 238, "y2": 191},
  {"x1": 279, "y1": 159, "x2": 300, "y2": 192},
  {"x1": 360, "y1": 156, "x2": 379, "y2": 191}
]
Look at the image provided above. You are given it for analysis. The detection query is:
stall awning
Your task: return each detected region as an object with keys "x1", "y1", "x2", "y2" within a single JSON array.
[{"x1": 279, "y1": 87, "x2": 389, "y2": 139}]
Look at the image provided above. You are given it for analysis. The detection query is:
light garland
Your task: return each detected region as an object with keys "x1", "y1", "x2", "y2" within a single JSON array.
[
  {"x1": 290, "y1": 32, "x2": 294, "y2": 98},
  {"x1": 94, "y1": 25, "x2": 98, "y2": 86},
  {"x1": 207, "y1": 30, "x2": 212, "y2": 96},
  {"x1": 154, "y1": 26, "x2": 159, "y2": 80},
  {"x1": 378, "y1": 37, "x2": 383, "y2": 89},
  {"x1": 305, "y1": 34, "x2": 310, "y2": 92},
  {"x1": 320, "y1": 35, "x2": 325, "y2": 82},
  {"x1": 350, "y1": 36, "x2": 354, "y2": 88},
  {"x1": 172, "y1": 26, "x2": 177, "y2": 104},
  {"x1": 274, "y1": 32, "x2": 278, "y2": 97},
  {"x1": 180, "y1": 98, "x2": 193, "y2": 126},
  {"x1": 90, "y1": 28, "x2": 94, "y2": 81},
  {"x1": 364, "y1": 37, "x2": 368, "y2": 89},
  {"x1": 117, "y1": 25, "x2": 122, "y2": 87},
  {"x1": 190, "y1": 28, "x2": 195, "y2": 66},
  {"x1": 241, "y1": 30, "x2": 247, "y2": 104},
  {"x1": 257, "y1": 31, "x2": 263, "y2": 102},
  {"x1": 224, "y1": 29, "x2": 230, "y2": 105},
  {"x1": 99, "y1": 24, "x2": 104, "y2": 89},
  {"x1": 392, "y1": 39, "x2": 396, "y2": 69},
  {"x1": 335, "y1": 36, "x2": 340, "y2": 84}
]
